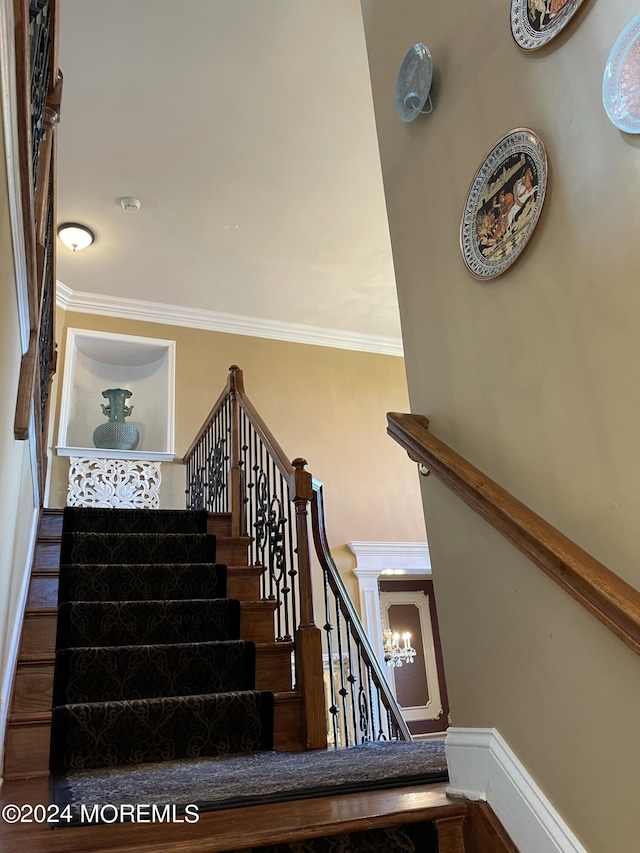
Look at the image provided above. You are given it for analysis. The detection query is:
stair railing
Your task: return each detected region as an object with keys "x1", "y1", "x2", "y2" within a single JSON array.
[
  {"x1": 12, "y1": 0, "x2": 62, "y2": 501},
  {"x1": 311, "y1": 478, "x2": 411, "y2": 745},
  {"x1": 183, "y1": 365, "x2": 410, "y2": 748},
  {"x1": 387, "y1": 411, "x2": 640, "y2": 658}
]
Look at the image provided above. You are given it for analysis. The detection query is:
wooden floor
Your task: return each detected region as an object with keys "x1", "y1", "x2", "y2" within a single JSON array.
[{"x1": 0, "y1": 775, "x2": 465, "y2": 852}]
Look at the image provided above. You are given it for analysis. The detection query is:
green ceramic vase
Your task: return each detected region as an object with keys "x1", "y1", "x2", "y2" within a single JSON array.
[{"x1": 92, "y1": 388, "x2": 140, "y2": 451}]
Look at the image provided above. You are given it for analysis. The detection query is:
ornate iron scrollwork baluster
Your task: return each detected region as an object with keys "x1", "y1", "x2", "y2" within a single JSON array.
[
  {"x1": 29, "y1": 0, "x2": 51, "y2": 192},
  {"x1": 206, "y1": 436, "x2": 227, "y2": 510}
]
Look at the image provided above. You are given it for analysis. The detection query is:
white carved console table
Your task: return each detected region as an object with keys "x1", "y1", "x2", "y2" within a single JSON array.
[{"x1": 67, "y1": 456, "x2": 162, "y2": 509}]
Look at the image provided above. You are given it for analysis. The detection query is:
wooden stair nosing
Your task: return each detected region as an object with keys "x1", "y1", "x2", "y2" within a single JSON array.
[{"x1": 0, "y1": 778, "x2": 463, "y2": 848}]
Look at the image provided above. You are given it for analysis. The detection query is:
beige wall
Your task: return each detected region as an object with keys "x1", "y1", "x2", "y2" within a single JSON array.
[
  {"x1": 0, "y1": 111, "x2": 38, "y2": 774},
  {"x1": 362, "y1": 1, "x2": 640, "y2": 850},
  {"x1": 49, "y1": 312, "x2": 426, "y2": 598}
]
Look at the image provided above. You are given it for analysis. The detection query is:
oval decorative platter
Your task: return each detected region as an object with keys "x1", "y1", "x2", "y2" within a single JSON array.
[
  {"x1": 603, "y1": 16, "x2": 640, "y2": 133},
  {"x1": 460, "y1": 129, "x2": 547, "y2": 281},
  {"x1": 511, "y1": 0, "x2": 587, "y2": 50},
  {"x1": 395, "y1": 43, "x2": 432, "y2": 122}
]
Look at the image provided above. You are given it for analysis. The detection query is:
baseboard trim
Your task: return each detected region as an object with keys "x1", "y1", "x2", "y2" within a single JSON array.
[
  {"x1": 445, "y1": 727, "x2": 586, "y2": 853},
  {"x1": 0, "y1": 506, "x2": 40, "y2": 788}
]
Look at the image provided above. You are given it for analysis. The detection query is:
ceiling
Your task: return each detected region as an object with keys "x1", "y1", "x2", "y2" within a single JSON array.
[{"x1": 55, "y1": 0, "x2": 402, "y2": 347}]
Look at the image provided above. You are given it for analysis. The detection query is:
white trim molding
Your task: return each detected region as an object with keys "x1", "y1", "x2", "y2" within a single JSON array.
[
  {"x1": 380, "y1": 589, "x2": 443, "y2": 722},
  {"x1": 445, "y1": 727, "x2": 587, "y2": 853},
  {"x1": 349, "y1": 540, "x2": 431, "y2": 574},
  {"x1": 0, "y1": 0, "x2": 30, "y2": 354},
  {"x1": 56, "y1": 281, "x2": 404, "y2": 357},
  {"x1": 0, "y1": 505, "x2": 39, "y2": 784},
  {"x1": 349, "y1": 541, "x2": 431, "y2": 665}
]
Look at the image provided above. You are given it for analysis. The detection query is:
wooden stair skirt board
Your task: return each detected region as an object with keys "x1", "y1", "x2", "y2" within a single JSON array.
[
  {"x1": 0, "y1": 777, "x2": 518, "y2": 853},
  {"x1": 4, "y1": 691, "x2": 305, "y2": 780}
]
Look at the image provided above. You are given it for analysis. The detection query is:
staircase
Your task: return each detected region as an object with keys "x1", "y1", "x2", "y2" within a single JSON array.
[
  {"x1": 0, "y1": 365, "x2": 524, "y2": 851},
  {"x1": 4, "y1": 507, "x2": 305, "y2": 780},
  {"x1": 2, "y1": 507, "x2": 470, "y2": 853}
]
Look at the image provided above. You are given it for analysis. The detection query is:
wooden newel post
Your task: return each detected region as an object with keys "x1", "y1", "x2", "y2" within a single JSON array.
[
  {"x1": 291, "y1": 458, "x2": 327, "y2": 749},
  {"x1": 228, "y1": 365, "x2": 244, "y2": 537}
]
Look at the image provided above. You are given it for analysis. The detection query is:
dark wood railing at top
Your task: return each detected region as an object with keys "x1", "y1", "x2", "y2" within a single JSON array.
[
  {"x1": 387, "y1": 412, "x2": 640, "y2": 658},
  {"x1": 13, "y1": 0, "x2": 62, "y2": 501},
  {"x1": 183, "y1": 366, "x2": 411, "y2": 748}
]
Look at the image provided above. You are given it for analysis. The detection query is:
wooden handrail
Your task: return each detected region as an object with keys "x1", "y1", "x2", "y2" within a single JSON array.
[
  {"x1": 182, "y1": 366, "x2": 294, "y2": 479},
  {"x1": 181, "y1": 369, "x2": 234, "y2": 462},
  {"x1": 12, "y1": 0, "x2": 61, "y2": 504},
  {"x1": 387, "y1": 411, "x2": 640, "y2": 657}
]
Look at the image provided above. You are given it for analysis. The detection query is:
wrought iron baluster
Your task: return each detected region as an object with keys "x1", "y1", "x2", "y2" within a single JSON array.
[
  {"x1": 355, "y1": 643, "x2": 371, "y2": 742},
  {"x1": 345, "y1": 619, "x2": 359, "y2": 743},
  {"x1": 334, "y1": 604, "x2": 351, "y2": 747},
  {"x1": 239, "y1": 410, "x2": 247, "y2": 534},
  {"x1": 322, "y1": 571, "x2": 340, "y2": 746},
  {"x1": 29, "y1": 0, "x2": 51, "y2": 192},
  {"x1": 286, "y1": 481, "x2": 298, "y2": 633},
  {"x1": 275, "y1": 467, "x2": 292, "y2": 641},
  {"x1": 366, "y1": 656, "x2": 376, "y2": 741}
]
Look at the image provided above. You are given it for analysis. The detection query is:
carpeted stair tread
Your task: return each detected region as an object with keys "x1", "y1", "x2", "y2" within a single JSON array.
[
  {"x1": 53, "y1": 640, "x2": 256, "y2": 704},
  {"x1": 50, "y1": 690, "x2": 274, "y2": 773},
  {"x1": 60, "y1": 532, "x2": 217, "y2": 565},
  {"x1": 58, "y1": 562, "x2": 227, "y2": 603},
  {"x1": 56, "y1": 599, "x2": 241, "y2": 649},
  {"x1": 62, "y1": 507, "x2": 208, "y2": 535},
  {"x1": 50, "y1": 507, "x2": 277, "y2": 798},
  {"x1": 51, "y1": 740, "x2": 447, "y2": 824}
]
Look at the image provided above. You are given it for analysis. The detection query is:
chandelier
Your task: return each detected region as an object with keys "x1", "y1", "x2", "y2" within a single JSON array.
[{"x1": 383, "y1": 629, "x2": 416, "y2": 667}]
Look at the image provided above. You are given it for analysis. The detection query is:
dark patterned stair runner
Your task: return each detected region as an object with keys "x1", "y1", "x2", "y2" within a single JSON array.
[
  {"x1": 55, "y1": 598, "x2": 241, "y2": 647},
  {"x1": 51, "y1": 692, "x2": 274, "y2": 773},
  {"x1": 50, "y1": 507, "x2": 273, "y2": 779},
  {"x1": 53, "y1": 640, "x2": 257, "y2": 704},
  {"x1": 58, "y1": 562, "x2": 228, "y2": 602}
]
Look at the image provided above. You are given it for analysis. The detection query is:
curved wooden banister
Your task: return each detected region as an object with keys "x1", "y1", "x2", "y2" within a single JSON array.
[{"x1": 387, "y1": 411, "x2": 640, "y2": 657}]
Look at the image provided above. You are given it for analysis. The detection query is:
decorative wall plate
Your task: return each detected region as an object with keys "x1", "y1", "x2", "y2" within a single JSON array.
[
  {"x1": 460, "y1": 129, "x2": 547, "y2": 281},
  {"x1": 511, "y1": 0, "x2": 587, "y2": 50},
  {"x1": 395, "y1": 43, "x2": 433, "y2": 122},
  {"x1": 603, "y1": 16, "x2": 640, "y2": 133}
]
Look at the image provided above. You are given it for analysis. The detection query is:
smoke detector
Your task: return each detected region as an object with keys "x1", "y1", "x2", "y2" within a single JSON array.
[{"x1": 119, "y1": 197, "x2": 141, "y2": 212}]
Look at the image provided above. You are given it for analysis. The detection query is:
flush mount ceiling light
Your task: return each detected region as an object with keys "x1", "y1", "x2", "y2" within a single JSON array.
[{"x1": 57, "y1": 223, "x2": 95, "y2": 252}]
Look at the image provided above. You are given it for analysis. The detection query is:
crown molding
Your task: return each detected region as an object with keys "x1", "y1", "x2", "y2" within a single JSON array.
[
  {"x1": 348, "y1": 541, "x2": 431, "y2": 575},
  {"x1": 55, "y1": 282, "x2": 404, "y2": 357}
]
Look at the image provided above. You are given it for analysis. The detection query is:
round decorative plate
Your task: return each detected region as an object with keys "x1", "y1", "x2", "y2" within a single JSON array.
[
  {"x1": 460, "y1": 129, "x2": 547, "y2": 281},
  {"x1": 511, "y1": 0, "x2": 587, "y2": 50},
  {"x1": 395, "y1": 43, "x2": 432, "y2": 122},
  {"x1": 603, "y1": 16, "x2": 640, "y2": 133}
]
